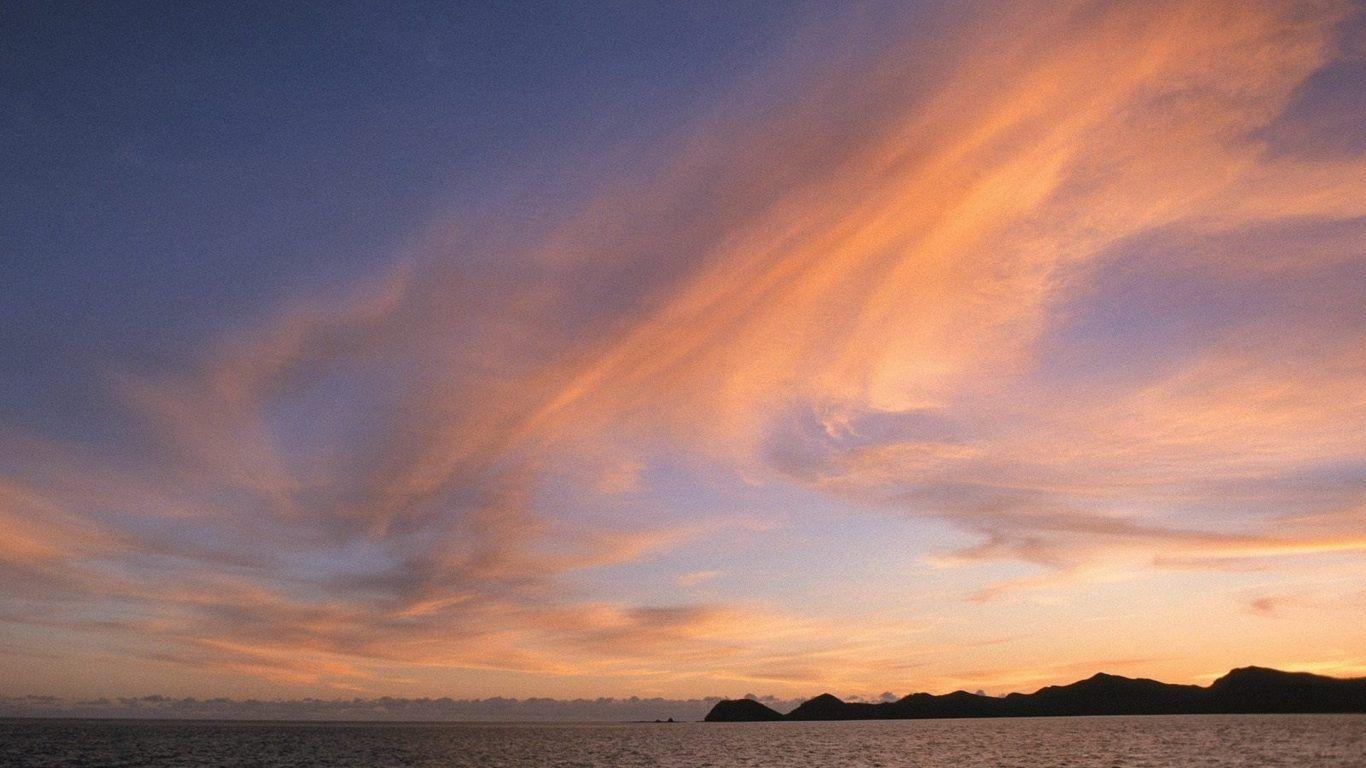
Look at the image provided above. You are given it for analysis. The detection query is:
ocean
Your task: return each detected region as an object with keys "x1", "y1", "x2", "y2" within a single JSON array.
[{"x1": 2, "y1": 714, "x2": 1362, "y2": 767}]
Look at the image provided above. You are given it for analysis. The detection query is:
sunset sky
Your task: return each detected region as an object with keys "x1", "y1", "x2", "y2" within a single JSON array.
[{"x1": 3, "y1": 0, "x2": 1365, "y2": 705}]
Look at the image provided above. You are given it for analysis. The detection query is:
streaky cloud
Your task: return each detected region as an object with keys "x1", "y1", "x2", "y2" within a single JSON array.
[{"x1": 1, "y1": 0, "x2": 1363, "y2": 698}]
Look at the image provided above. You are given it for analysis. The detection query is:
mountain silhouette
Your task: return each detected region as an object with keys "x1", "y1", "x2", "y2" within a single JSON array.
[
  {"x1": 787, "y1": 693, "x2": 859, "y2": 720},
  {"x1": 705, "y1": 667, "x2": 1366, "y2": 721},
  {"x1": 704, "y1": 697, "x2": 785, "y2": 721}
]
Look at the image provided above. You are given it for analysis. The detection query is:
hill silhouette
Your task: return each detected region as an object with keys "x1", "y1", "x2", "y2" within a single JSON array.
[
  {"x1": 705, "y1": 667, "x2": 1366, "y2": 721},
  {"x1": 704, "y1": 698, "x2": 785, "y2": 721}
]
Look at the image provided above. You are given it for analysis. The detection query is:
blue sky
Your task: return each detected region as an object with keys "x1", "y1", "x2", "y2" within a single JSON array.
[
  {"x1": 2, "y1": 1, "x2": 1364, "y2": 703},
  {"x1": 2, "y1": 1, "x2": 804, "y2": 435}
]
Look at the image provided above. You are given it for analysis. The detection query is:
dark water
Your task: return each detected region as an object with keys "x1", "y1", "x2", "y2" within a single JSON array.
[{"x1": 2, "y1": 715, "x2": 1362, "y2": 767}]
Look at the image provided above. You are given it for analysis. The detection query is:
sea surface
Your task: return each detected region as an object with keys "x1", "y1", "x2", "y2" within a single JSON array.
[{"x1": 2, "y1": 714, "x2": 1362, "y2": 767}]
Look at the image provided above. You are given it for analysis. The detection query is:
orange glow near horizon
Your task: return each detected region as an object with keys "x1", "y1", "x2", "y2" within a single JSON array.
[{"x1": 2, "y1": 0, "x2": 1364, "y2": 704}]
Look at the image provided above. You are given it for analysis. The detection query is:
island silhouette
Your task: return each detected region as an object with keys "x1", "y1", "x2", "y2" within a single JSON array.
[{"x1": 705, "y1": 667, "x2": 1366, "y2": 721}]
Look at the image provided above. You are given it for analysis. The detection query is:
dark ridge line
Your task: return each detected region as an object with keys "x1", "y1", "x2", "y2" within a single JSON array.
[{"x1": 705, "y1": 666, "x2": 1366, "y2": 721}]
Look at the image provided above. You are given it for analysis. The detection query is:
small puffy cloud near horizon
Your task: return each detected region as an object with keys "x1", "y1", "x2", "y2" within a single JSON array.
[{"x1": 1, "y1": 0, "x2": 1364, "y2": 705}]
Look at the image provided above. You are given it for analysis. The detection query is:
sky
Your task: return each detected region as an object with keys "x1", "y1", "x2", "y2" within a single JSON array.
[{"x1": 2, "y1": 0, "x2": 1365, "y2": 711}]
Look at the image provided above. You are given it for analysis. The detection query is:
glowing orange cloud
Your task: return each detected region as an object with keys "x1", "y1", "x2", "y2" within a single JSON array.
[{"x1": 1, "y1": 0, "x2": 1363, "y2": 699}]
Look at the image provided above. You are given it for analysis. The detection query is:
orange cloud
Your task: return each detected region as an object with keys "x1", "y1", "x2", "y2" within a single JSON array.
[{"x1": 1, "y1": 0, "x2": 1363, "y2": 699}]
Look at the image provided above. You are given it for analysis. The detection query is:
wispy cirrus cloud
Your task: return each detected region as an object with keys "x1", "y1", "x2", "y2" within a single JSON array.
[{"x1": 2, "y1": 0, "x2": 1364, "y2": 699}]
